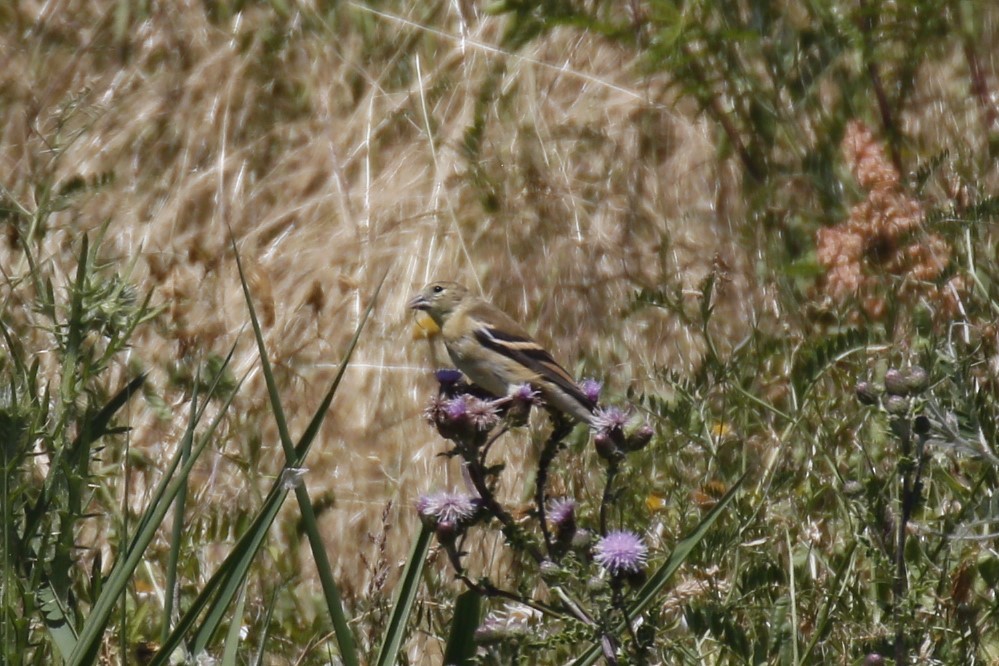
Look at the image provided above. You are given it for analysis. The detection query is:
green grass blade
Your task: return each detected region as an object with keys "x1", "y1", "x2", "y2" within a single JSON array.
[
  {"x1": 161, "y1": 377, "x2": 199, "y2": 643},
  {"x1": 375, "y1": 525, "x2": 433, "y2": 666},
  {"x1": 799, "y1": 541, "x2": 858, "y2": 663},
  {"x1": 68, "y1": 361, "x2": 241, "y2": 666},
  {"x1": 570, "y1": 473, "x2": 745, "y2": 665},
  {"x1": 128, "y1": 345, "x2": 236, "y2": 551},
  {"x1": 151, "y1": 264, "x2": 382, "y2": 664},
  {"x1": 230, "y1": 234, "x2": 386, "y2": 666},
  {"x1": 442, "y1": 590, "x2": 481, "y2": 666},
  {"x1": 251, "y1": 588, "x2": 281, "y2": 666},
  {"x1": 151, "y1": 478, "x2": 290, "y2": 664},
  {"x1": 628, "y1": 473, "x2": 744, "y2": 618},
  {"x1": 220, "y1": 583, "x2": 247, "y2": 666}
]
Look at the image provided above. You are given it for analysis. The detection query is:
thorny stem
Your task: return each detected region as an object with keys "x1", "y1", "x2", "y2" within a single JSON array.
[
  {"x1": 462, "y1": 438, "x2": 544, "y2": 563},
  {"x1": 611, "y1": 582, "x2": 645, "y2": 663},
  {"x1": 535, "y1": 417, "x2": 573, "y2": 558},
  {"x1": 481, "y1": 423, "x2": 510, "y2": 459},
  {"x1": 453, "y1": 571, "x2": 568, "y2": 620},
  {"x1": 893, "y1": 420, "x2": 928, "y2": 666},
  {"x1": 600, "y1": 460, "x2": 620, "y2": 536}
]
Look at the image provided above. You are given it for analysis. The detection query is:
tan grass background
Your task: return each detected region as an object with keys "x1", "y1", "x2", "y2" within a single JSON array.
[{"x1": 2, "y1": 0, "x2": 993, "y2": 658}]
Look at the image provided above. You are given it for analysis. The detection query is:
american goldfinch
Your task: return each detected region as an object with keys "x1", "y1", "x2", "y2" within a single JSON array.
[{"x1": 408, "y1": 281, "x2": 596, "y2": 425}]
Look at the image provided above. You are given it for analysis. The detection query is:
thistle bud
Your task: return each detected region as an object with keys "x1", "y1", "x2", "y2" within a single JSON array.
[
  {"x1": 855, "y1": 380, "x2": 880, "y2": 406},
  {"x1": 904, "y1": 366, "x2": 929, "y2": 394},
  {"x1": 884, "y1": 368, "x2": 908, "y2": 396},
  {"x1": 624, "y1": 423, "x2": 654, "y2": 452},
  {"x1": 594, "y1": 431, "x2": 622, "y2": 461},
  {"x1": 885, "y1": 395, "x2": 910, "y2": 415}
]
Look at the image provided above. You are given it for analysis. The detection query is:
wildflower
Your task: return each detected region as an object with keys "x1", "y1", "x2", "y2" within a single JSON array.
[
  {"x1": 594, "y1": 530, "x2": 648, "y2": 576},
  {"x1": 645, "y1": 490, "x2": 668, "y2": 512},
  {"x1": 592, "y1": 405, "x2": 631, "y2": 433},
  {"x1": 816, "y1": 120, "x2": 958, "y2": 324},
  {"x1": 423, "y1": 395, "x2": 448, "y2": 424},
  {"x1": 579, "y1": 378, "x2": 603, "y2": 404},
  {"x1": 593, "y1": 430, "x2": 622, "y2": 462},
  {"x1": 548, "y1": 498, "x2": 577, "y2": 540},
  {"x1": 884, "y1": 368, "x2": 908, "y2": 396},
  {"x1": 416, "y1": 491, "x2": 481, "y2": 528},
  {"x1": 460, "y1": 396, "x2": 497, "y2": 430},
  {"x1": 903, "y1": 366, "x2": 929, "y2": 394},
  {"x1": 510, "y1": 383, "x2": 541, "y2": 405},
  {"x1": 571, "y1": 528, "x2": 594, "y2": 553},
  {"x1": 884, "y1": 395, "x2": 910, "y2": 416},
  {"x1": 433, "y1": 368, "x2": 465, "y2": 398},
  {"x1": 445, "y1": 395, "x2": 470, "y2": 422},
  {"x1": 504, "y1": 383, "x2": 541, "y2": 426},
  {"x1": 624, "y1": 421, "x2": 654, "y2": 452},
  {"x1": 855, "y1": 380, "x2": 880, "y2": 405}
]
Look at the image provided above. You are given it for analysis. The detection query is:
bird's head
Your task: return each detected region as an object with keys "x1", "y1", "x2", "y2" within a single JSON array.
[{"x1": 407, "y1": 281, "x2": 470, "y2": 326}]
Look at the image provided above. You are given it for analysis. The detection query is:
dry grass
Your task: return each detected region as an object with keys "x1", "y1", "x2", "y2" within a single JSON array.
[{"x1": 0, "y1": 1, "x2": 751, "y2": 605}]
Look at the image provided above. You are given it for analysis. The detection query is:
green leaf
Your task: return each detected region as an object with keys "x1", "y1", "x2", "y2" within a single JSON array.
[
  {"x1": 375, "y1": 525, "x2": 433, "y2": 666},
  {"x1": 37, "y1": 582, "x2": 78, "y2": 661},
  {"x1": 791, "y1": 328, "x2": 868, "y2": 399}
]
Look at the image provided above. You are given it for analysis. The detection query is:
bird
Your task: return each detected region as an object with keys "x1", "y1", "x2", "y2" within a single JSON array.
[{"x1": 408, "y1": 281, "x2": 595, "y2": 425}]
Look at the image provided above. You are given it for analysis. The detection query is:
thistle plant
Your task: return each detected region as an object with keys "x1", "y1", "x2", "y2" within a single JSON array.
[
  {"x1": 855, "y1": 364, "x2": 940, "y2": 665},
  {"x1": 418, "y1": 369, "x2": 666, "y2": 663}
]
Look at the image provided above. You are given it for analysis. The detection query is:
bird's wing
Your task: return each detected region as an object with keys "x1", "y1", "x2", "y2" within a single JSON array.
[{"x1": 467, "y1": 302, "x2": 595, "y2": 412}]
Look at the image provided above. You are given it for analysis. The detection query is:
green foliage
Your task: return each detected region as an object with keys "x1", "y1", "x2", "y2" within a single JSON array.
[{"x1": 0, "y1": 231, "x2": 155, "y2": 662}]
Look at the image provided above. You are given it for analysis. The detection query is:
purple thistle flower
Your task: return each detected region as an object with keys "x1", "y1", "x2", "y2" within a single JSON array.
[
  {"x1": 465, "y1": 396, "x2": 500, "y2": 430},
  {"x1": 579, "y1": 378, "x2": 603, "y2": 404},
  {"x1": 444, "y1": 395, "x2": 469, "y2": 422},
  {"x1": 423, "y1": 395, "x2": 447, "y2": 424},
  {"x1": 548, "y1": 498, "x2": 576, "y2": 532},
  {"x1": 416, "y1": 491, "x2": 480, "y2": 525},
  {"x1": 592, "y1": 405, "x2": 631, "y2": 432},
  {"x1": 510, "y1": 383, "x2": 542, "y2": 405},
  {"x1": 594, "y1": 530, "x2": 648, "y2": 576}
]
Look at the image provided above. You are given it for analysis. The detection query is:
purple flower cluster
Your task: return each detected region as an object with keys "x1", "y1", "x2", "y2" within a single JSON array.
[{"x1": 424, "y1": 393, "x2": 500, "y2": 440}]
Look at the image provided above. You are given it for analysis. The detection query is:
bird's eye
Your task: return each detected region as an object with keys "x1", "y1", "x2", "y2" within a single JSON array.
[{"x1": 432, "y1": 285, "x2": 445, "y2": 294}]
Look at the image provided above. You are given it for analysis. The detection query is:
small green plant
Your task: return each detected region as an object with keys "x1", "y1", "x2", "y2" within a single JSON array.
[{"x1": 0, "y1": 229, "x2": 157, "y2": 662}]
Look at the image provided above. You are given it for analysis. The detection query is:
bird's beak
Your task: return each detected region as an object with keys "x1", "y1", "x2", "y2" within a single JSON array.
[{"x1": 407, "y1": 293, "x2": 430, "y2": 310}]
